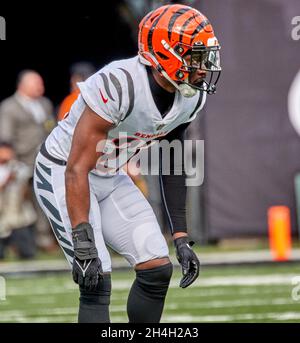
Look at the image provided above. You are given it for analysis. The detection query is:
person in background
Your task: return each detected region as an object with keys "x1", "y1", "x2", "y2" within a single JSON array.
[
  {"x1": 0, "y1": 70, "x2": 56, "y2": 252},
  {"x1": 0, "y1": 142, "x2": 37, "y2": 259},
  {"x1": 0, "y1": 70, "x2": 55, "y2": 171},
  {"x1": 57, "y1": 62, "x2": 95, "y2": 121}
]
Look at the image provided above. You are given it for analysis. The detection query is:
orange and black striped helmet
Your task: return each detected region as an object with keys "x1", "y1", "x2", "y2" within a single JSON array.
[{"x1": 138, "y1": 4, "x2": 221, "y2": 95}]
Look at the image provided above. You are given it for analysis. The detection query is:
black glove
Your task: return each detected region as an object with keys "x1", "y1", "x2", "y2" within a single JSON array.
[
  {"x1": 71, "y1": 222, "x2": 103, "y2": 290},
  {"x1": 174, "y1": 236, "x2": 200, "y2": 288}
]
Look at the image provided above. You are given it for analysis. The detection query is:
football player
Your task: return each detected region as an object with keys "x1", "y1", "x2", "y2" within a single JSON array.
[{"x1": 33, "y1": 4, "x2": 221, "y2": 323}]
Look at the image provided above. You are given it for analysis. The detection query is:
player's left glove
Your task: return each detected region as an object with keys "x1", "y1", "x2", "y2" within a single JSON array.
[
  {"x1": 174, "y1": 236, "x2": 200, "y2": 288},
  {"x1": 71, "y1": 222, "x2": 103, "y2": 290}
]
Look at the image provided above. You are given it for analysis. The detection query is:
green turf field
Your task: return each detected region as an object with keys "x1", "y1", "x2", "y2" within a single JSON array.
[{"x1": 1, "y1": 264, "x2": 300, "y2": 323}]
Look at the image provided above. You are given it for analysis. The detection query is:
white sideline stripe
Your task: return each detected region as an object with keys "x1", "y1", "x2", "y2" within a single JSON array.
[
  {"x1": 115, "y1": 273, "x2": 295, "y2": 287},
  {"x1": 190, "y1": 274, "x2": 297, "y2": 287}
]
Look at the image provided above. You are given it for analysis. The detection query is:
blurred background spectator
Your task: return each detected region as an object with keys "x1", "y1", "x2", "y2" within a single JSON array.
[
  {"x1": 0, "y1": 142, "x2": 37, "y2": 259},
  {"x1": 0, "y1": 70, "x2": 55, "y2": 172},
  {"x1": 57, "y1": 62, "x2": 95, "y2": 121},
  {"x1": 0, "y1": 70, "x2": 56, "y2": 252}
]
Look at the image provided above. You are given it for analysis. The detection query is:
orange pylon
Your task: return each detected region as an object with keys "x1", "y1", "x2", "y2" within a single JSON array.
[{"x1": 268, "y1": 206, "x2": 292, "y2": 261}]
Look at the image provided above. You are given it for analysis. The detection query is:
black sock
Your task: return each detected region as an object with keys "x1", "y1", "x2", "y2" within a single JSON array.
[
  {"x1": 78, "y1": 274, "x2": 111, "y2": 323},
  {"x1": 127, "y1": 262, "x2": 173, "y2": 323}
]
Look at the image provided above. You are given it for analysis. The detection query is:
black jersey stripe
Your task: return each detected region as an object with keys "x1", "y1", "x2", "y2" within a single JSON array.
[
  {"x1": 37, "y1": 161, "x2": 51, "y2": 176},
  {"x1": 140, "y1": 10, "x2": 154, "y2": 39},
  {"x1": 167, "y1": 6, "x2": 192, "y2": 41},
  {"x1": 49, "y1": 218, "x2": 72, "y2": 247},
  {"x1": 109, "y1": 72, "x2": 122, "y2": 111},
  {"x1": 35, "y1": 166, "x2": 53, "y2": 193},
  {"x1": 118, "y1": 68, "x2": 134, "y2": 122},
  {"x1": 61, "y1": 245, "x2": 74, "y2": 259},
  {"x1": 99, "y1": 72, "x2": 115, "y2": 101},
  {"x1": 40, "y1": 195, "x2": 62, "y2": 222}
]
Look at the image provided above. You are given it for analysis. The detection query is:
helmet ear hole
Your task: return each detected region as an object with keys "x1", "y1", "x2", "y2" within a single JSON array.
[
  {"x1": 176, "y1": 70, "x2": 184, "y2": 79},
  {"x1": 174, "y1": 44, "x2": 185, "y2": 55}
]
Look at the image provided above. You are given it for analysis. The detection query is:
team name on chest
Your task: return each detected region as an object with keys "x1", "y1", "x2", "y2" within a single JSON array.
[{"x1": 134, "y1": 130, "x2": 168, "y2": 139}]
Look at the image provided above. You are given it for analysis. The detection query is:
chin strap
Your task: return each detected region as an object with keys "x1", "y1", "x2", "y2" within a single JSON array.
[
  {"x1": 160, "y1": 40, "x2": 198, "y2": 98},
  {"x1": 177, "y1": 83, "x2": 198, "y2": 98},
  {"x1": 160, "y1": 69, "x2": 198, "y2": 98},
  {"x1": 139, "y1": 53, "x2": 198, "y2": 98}
]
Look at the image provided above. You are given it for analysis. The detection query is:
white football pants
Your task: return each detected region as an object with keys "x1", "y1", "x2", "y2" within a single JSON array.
[{"x1": 33, "y1": 152, "x2": 169, "y2": 272}]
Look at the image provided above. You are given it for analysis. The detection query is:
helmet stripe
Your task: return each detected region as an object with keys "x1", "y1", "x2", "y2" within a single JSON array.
[
  {"x1": 167, "y1": 6, "x2": 192, "y2": 41},
  {"x1": 140, "y1": 10, "x2": 154, "y2": 27},
  {"x1": 147, "y1": 5, "x2": 171, "y2": 54},
  {"x1": 139, "y1": 10, "x2": 154, "y2": 41},
  {"x1": 190, "y1": 18, "x2": 210, "y2": 44},
  {"x1": 179, "y1": 13, "x2": 200, "y2": 43}
]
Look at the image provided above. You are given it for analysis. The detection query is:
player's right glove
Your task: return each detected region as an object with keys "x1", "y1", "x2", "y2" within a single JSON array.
[
  {"x1": 174, "y1": 236, "x2": 200, "y2": 288},
  {"x1": 71, "y1": 222, "x2": 103, "y2": 290}
]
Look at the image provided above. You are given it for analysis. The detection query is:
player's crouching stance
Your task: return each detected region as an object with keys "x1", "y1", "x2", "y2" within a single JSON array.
[{"x1": 33, "y1": 4, "x2": 221, "y2": 323}]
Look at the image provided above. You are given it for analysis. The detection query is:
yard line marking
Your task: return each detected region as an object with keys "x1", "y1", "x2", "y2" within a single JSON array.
[
  {"x1": 165, "y1": 297, "x2": 297, "y2": 310},
  {"x1": 161, "y1": 311, "x2": 300, "y2": 323}
]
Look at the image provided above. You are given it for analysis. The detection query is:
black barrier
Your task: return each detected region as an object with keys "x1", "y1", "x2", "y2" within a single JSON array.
[{"x1": 196, "y1": 0, "x2": 300, "y2": 239}]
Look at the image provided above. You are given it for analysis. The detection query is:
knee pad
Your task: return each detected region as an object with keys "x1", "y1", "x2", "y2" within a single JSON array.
[
  {"x1": 79, "y1": 274, "x2": 111, "y2": 306},
  {"x1": 135, "y1": 262, "x2": 173, "y2": 299},
  {"x1": 127, "y1": 263, "x2": 173, "y2": 322}
]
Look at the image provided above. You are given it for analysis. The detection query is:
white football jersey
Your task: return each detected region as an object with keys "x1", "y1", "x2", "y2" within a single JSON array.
[{"x1": 46, "y1": 56, "x2": 206, "y2": 175}]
